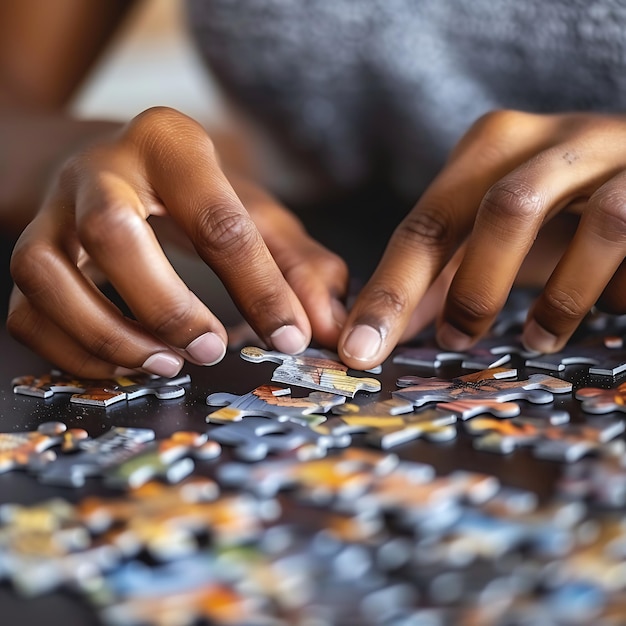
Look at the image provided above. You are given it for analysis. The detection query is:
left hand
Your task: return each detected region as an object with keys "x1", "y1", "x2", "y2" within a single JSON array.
[{"x1": 338, "y1": 110, "x2": 626, "y2": 368}]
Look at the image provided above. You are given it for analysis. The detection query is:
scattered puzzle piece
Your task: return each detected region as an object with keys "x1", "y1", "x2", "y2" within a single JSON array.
[
  {"x1": 206, "y1": 384, "x2": 345, "y2": 424},
  {"x1": 104, "y1": 431, "x2": 222, "y2": 490},
  {"x1": 576, "y1": 381, "x2": 626, "y2": 414},
  {"x1": 37, "y1": 427, "x2": 156, "y2": 487},
  {"x1": 318, "y1": 399, "x2": 457, "y2": 448},
  {"x1": 240, "y1": 346, "x2": 381, "y2": 397},
  {"x1": 394, "y1": 367, "x2": 572, "y2": 413},
  {"x1": 0, "y1": 422, "x2": 88, "y2": 474},
  {"x1": 526, "y1": 341, "x2": 626, "y2": 376},
  {"x1": 208, "y1": 416, "x2": 350, "y2": 461},
  {"x1": 13, "y1": 371, "x2": 191, "y2": 407}
]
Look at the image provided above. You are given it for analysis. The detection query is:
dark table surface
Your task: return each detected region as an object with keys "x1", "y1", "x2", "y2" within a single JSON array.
[{"x1": 0, "y1": 298, "x2": 621, "y2": 625}]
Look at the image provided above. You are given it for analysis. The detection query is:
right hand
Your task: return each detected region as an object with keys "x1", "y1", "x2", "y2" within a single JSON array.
[{"x1": 8, "y1": 107, "x2": 348, "y2": 378}]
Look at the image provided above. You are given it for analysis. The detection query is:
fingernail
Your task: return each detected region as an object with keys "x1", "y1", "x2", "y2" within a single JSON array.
[
  {"x1": 522, "y1": 319, "x2": 558, "y2": 353},
  {"x1": 185, "y1": 332, "x2": 227, "y2": 365},
  {"x1": 270, "y1": 325, "x2": 308, "y2": 354},
  {"x1": 142, "y1": 352, "x2": 184, "y2": 377},
  {"x1": 331, "y1": 298, "x2": 348, "y2": 328},
  {"x1": 437, "y1": 324, "x2": 473, "y2": 351},
  {"x1": 343, "y1": 324, "x2": 382, "y2": 362}
]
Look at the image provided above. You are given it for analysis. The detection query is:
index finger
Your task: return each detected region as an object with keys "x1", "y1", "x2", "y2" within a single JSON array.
[{"x1": 338, "y1": 111, "x2": 553, "y2": 368}]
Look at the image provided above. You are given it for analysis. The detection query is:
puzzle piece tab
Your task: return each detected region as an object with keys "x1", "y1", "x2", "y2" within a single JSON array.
[
  {"x1": 240, "y1": 346, "x2": 381, "y2": 397},
  {"x1": 206, "y1": 384, "x2": 345, "y2": 424},
  {"x1": 576, "y1": 381, "x2": 626, "y2": 414}
]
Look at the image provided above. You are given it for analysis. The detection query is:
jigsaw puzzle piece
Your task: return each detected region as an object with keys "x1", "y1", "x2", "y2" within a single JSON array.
[
  {"x1": 526, "y1": 341, "x2": 626, "y2": 376},
  {"x1": 79, "y1": 478, "x2": 278, "y2": 560},
  {"x1": 240, "y1": 346, "x2": 381, "y2": 397},
  {"x1": 0, "y1": 422, "x2": 88, "y2": 474},
  {"x1": 206, "y1": 384, "x2": 345, "y2": 424},
  {"x1": 70, "y1": 373, "x2": 191, "y2": 407},
  {"x1": 319, "y1": 400, "x2": 458, "y2": 448},
  {"x1": 218, "y1": 447, "x2": 401, "y2": 501},
  {"x1": 208, "y1": 415, "x2": 350, "y2": 461},
  {"x1": 13, "y1": 371, "x2": 191, "y2": 407},
  {"x1": 576, "y1": 381, "x2": 626, "y2": 414},
  {"x1": 37, "y1": 427, "x2": 156, "y2": 487},
  {"x1": 394, "y1": 367, "x2": 571, "y2": 409},
  {"x1": 104, "y1": 431, "x2": 221, "y2": 489}
]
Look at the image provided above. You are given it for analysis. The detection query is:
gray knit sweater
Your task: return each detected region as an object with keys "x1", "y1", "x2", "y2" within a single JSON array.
[{"x1": 187, "y1": 1, "x2": 626, "y2": 199}]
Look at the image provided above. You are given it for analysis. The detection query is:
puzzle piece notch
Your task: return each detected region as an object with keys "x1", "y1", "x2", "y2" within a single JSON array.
[
  {"x1": 240, "y1": 346, "x2": 381, "y2": 397},
  {"x1": 206, "y1": 384, "x2": 345, "y2": 424},
  {"x1": 208, "y1": 416, "x2": 351, "y2": 461},
  {"x1": 0, "y1": 422, "x2": 88, "y2": 474},
  {"x1": 13, "y1": 371, "x2": 191, "y2": 407},
  {"x1": 394, "y1": 367, "x2": 572, "y2": 411},
  {"x1": 319, "y1": 399, "x2": 458, "y2": 449}
]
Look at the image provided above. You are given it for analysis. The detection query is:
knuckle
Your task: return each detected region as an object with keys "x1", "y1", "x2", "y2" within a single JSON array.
[
  {"x1": 78, "y1": 200, "x2": 144, "y2": 252},
  {"x1": 6, "y1": 305, "x2": 37, "y2": 345},
  {"x1": 10, "y1": 239, "x2": 55, "y2": 296},
  {"x1": 394, "y1": 206, "x2": 455, "y2": 251},
  {"x1": 85, "y1": 327, "x2": 127, "y2": 363},
  {"x1": 193, "y1": 205, "x2": 260, "y2": 255},
  {"x1": 144, "y1": 293, "x2": 196, "y2": 338},
  {"x1": 591, "y1": 189, "x2": 626, "y2": 243},
  {"x1": 447, "y1": 288, "x2": 499, "y2": 326},
  {"x1": 541, "y1": 288, "x2": 586, "y2": 322},
  {"x1": 365, "y1": 284, "x2": 410, "y2": 318},
  {"x1": 481, "y1": 180, "x2": 545, "y2": 223},
  {"x1": 245, "y1": 288, "x2": 289, "y2": 324}
]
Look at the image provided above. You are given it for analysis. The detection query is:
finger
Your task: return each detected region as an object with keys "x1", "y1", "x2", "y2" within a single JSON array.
[
  {"x1": 11, "y1": 208, "x2": 185, "y2": 377},
  {"x1": 7, "y1": 287, "x2": 140, "y2": 378},
  {"x1": 234, "y1": 179, "x2": 349, "y2": 348},
  {"x1": 74, "y1": 166, "x2": 228, "y2": 366},
  {"x1": 523, "y1": 171, "x2": 626, "y2": 351},
  {"x1": 138, "y1": 110, "x2": 312, "y2": 354},
  {"x1": 597, "y1": 258, "x2": 626, "y2": 313},
  {"x1": 338, "y1": 111, "x2": 554, "y2": 368}
]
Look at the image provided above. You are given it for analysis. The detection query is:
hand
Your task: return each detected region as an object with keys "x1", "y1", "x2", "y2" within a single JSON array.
[
  {"x1": 8, "y1": 107, "x2": 348, "y2": 377},
  {"x1": 338, "y1": 110, "x2": 626, "y2": 368}
]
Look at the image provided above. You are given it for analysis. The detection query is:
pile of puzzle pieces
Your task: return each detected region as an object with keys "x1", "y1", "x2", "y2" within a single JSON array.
[{"x1": 5, "y1": 305, "x2": 626, "y2": 625}]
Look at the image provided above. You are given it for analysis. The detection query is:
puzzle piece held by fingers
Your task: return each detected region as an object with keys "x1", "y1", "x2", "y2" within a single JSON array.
[
  {"x1": 576, "y1": 381, "x2": 626, "y2": 414},
  {"x1": 206, "y1": 384, "x2": 345, "y2": 425},
  {"x1": 240, "y1": 346, "x2": 381, "y2": 397},
  {"x1": 104, "y1": 431, "x2": 222, "y2": 489},
  {"x1": 37, "y1": 427, "x2": 156, "y2": 487},
  {"x1": 208, "y1": 416, "x2": 351, "y2": 461},
  {"x1": 0, "y1": 422, "x2": 88, "y2": 474},
  {"x1": 13, "y1": 371, "x2": 191, "y2": 407},
  {"x1": 319, "y1": 399, "x2": 458, "y2": 448},
  {"x1": 394, "y1": 367, "x2": 572, "y2": 410}
]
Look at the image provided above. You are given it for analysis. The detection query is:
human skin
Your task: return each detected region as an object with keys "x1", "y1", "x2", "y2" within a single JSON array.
[{"x1": 3, "y1": 2, "x2": 626, "y2": 375}]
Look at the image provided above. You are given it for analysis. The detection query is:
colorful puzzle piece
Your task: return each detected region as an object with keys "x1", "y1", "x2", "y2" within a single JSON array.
[
  {"x1": 206, "y1": 384, "x2": 345, "y2": 424},
  {"x1": 576, "y1": 381, "x2": 626, "y2": 414},
  {"x1": 318, "y1": 399, "x2": 458, "y2": 448},
  {"x1": 466, "y1": 411, "x2": 624, "y2": 462},
  {"x1": 240, "y1": 346, "x2": 381, "y2": 397},
  {"x1": 78, "y1": 478, "x2": 277, "y2": 560},
  {"x1": 0, "y1": 422, "x2": 88, "y2": 474},
  {"x1": 37, "y1": 427, "x2": 156, "y2": 487},
  {"x1": 394, "y1": 367, "x2": 572, "y2": 413},
  {"x1": 217, "y1": 447, "x2": 401, "y2": 501},
  {"x1": 208, "y1": 416, "x2": 351, "y2": 461},
  {"x1": 104, "y1": 431, "x2": 222, "y2": 490},
  {"x1": 13, "y1": 371, "x2": 191, "y2": 407}
]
